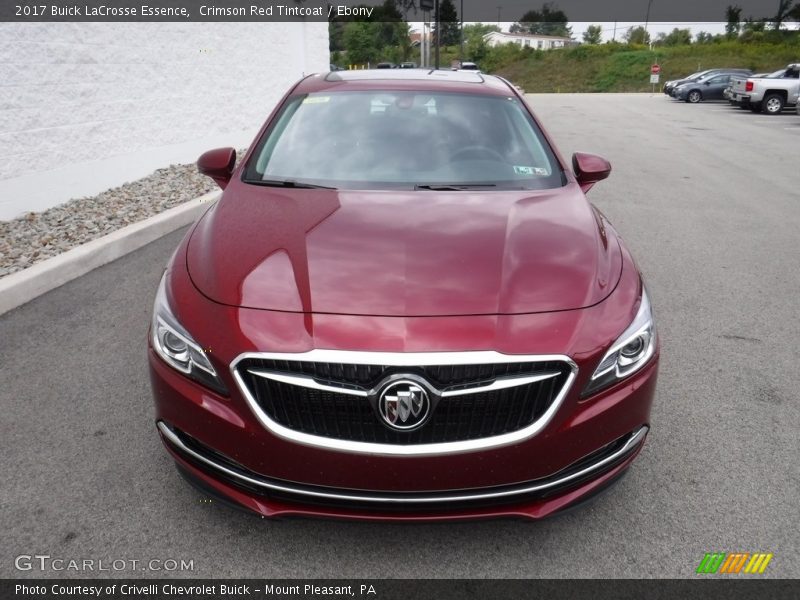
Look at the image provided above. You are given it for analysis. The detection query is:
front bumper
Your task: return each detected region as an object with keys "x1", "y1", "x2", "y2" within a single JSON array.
[
  {"x1": 150, "y1": 341, "x2": 658, "y2": 520},
  {"x1": 161, "y1": 420, "x2": 646, "y2": 509},
  {"x1": 160, "y1": 420, "x2": 647, "y2": 520}
]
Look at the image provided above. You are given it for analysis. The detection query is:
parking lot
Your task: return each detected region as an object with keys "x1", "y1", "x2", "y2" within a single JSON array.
[{"x1": 1, "y1": 93, "x2": 798, "y2": 579}]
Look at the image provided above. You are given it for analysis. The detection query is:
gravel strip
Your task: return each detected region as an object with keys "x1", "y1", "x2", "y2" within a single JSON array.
[{"x1": 0, "y1": 151, "x2": 246, "y2": 279}]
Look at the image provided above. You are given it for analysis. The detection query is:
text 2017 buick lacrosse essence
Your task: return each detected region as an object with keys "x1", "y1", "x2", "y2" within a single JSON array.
[{"x1": 148, "y1": 70, "x2": 659, "y2": 521}]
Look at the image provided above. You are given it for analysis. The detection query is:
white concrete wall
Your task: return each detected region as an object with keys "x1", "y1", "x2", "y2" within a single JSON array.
[{"x1": 0, "y1": 22, "x2": 329, "y2": 220}]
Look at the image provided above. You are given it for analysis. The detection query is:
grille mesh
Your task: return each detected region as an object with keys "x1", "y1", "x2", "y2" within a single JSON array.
[{"x1": 237, "y1": 358, "x2": 571, "y2": 445}]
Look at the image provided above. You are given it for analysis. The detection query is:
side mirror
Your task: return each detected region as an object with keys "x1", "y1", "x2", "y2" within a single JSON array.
[
  {"x1": 572, "y1": 152, "x2": 611, "y2": 193},
  {"x1": 198, "y1": 147, "x2": 236, "y2": 189},
  {"x1": 705, "y1": 81, "x2": 711, "y2": 86}
]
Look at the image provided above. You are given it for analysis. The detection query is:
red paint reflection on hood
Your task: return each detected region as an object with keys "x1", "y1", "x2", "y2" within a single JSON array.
[{"x1": 186, "y1": 181, "x2": 621, "y2": 317}]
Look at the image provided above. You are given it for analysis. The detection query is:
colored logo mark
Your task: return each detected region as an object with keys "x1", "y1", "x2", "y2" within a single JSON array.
[{"x1": 696, "y1": 552, "x2": 773, "y2": 574}]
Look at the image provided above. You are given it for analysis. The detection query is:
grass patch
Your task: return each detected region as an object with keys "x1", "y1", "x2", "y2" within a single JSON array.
[{"x1": 492, "y1": 38, "x2": 800, "y2": 93}]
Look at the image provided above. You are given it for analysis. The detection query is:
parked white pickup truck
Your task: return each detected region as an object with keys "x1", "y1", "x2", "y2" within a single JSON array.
[{"x1": 730, "y1": 64, "x2": 800, "y2": 114}]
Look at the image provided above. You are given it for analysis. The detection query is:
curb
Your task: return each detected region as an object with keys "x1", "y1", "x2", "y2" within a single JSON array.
[{"x1": 0, "y1": 191, "x2": 219, "y2": 317}]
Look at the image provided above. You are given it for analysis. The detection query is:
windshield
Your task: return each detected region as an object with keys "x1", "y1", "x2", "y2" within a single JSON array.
[
  {"x1": 696, "y1": 73, "x2": 728, "y2": 83},
  {"x1": 243, "y1": 91, "x2": 564, "y2": 191},
  {"x1": 687, "y1": 70, "x2": 710, "y2": 80}
]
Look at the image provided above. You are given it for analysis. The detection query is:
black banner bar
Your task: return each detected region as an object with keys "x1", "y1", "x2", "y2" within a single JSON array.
[
  {"x1": 0, "y1": 0, "x2": 795, "y2": 23},
  {"x1": 3, "y1": 579, "x2": 799, "y2": 600}
]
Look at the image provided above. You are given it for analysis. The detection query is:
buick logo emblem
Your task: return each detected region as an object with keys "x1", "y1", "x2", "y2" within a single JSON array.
[{"x1": 378, "y1": 380, "x2": 431, "y2": 431}]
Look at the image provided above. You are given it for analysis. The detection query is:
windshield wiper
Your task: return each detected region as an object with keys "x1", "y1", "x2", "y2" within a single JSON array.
[
  {"x1": 251, "y1": 179, "x2": 337, "y2": 190},
  {"x1": 415, "y1": 183, "x2": 498, "y2": 191}
]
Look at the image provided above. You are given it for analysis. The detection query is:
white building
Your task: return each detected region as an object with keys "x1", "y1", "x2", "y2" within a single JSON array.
[
  {"x1": 483, "y1": 31, "x2": 571, "y2": 50},
  {"x1": 0, "y1": 22, "x2": 329, "y2": 220}
]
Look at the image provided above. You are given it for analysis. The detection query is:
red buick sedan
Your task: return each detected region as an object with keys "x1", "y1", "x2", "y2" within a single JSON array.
[{"x1": 149, "y1": 70, "x2": 659, "y2": 521}]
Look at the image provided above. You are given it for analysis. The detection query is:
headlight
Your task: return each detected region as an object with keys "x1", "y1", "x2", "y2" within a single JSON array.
[
  {"x1": 151, "y1": 272, "x2": 228, "y2": 395},
  {"x1": 582, "y1": 287, "x2": 656, "y2": 397}
]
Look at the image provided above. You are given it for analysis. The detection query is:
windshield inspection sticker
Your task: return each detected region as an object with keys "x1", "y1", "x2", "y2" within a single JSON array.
[
  {"x1": 514, "y1": 165, "x2": 548, "y2": 176},
  {"x1": 303, "y1": 96, "x2": 330, "y2": 104}
]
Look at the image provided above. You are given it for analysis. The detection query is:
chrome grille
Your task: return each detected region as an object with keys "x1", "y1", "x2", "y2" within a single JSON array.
[{"x1": 234, "y1": 352, "x2": 574, "y2": 447}]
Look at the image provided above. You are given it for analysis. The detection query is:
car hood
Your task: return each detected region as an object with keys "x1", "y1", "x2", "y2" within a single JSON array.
[{"x1": 186, "y1": 182, "x2": 622, "y2": 316}]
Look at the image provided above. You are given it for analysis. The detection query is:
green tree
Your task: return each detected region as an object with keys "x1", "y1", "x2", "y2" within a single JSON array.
[
  {"x1": 435, "y1": 0, "x2": 460, "y2": 46},
  {"x1": 510, "y1": 3, "x2": 573, "y2": 38},
  {"x1": 742, "y1": 18, "x2": 767, "y2": 33},
  {"x1": 464, "y1": 23, "x2": 500, "y2": 37},
  {"x1": 695, "y1": 31, "x2": 714, "y2": 44},
  {"x1": 661, "y1": 27, "x2": 692, "y2": 46},
  {"x1": 463, "y1": 23, "x2": 500, "y2": 62},
  {"x1": 331, "y1": 1, "x2": 404, "y2": 53},
  {"x1": 582, "y1": 24, "x2": 602, "y2": 44},
  {"x1": 725, "y1": 5, "x2": 742, "y2": 38},
  {"x1": 335, "y1": 2, "x2": 414, "y2": 65},
  {"x1": 329, "y1": 20, "x2": 346, "y2": 52},
  {"x1": 625, "y1": 25, "x2": 650, "y2": 45},
  {"x1": 374, "y1": 0, "x2": 403, "y2": 22},
  {"x1": 343, "y1": 21, "x2": 379, "y2": 64},
  {"x1": 395, "y1": 21, "x2": 414, "y2": 61}
]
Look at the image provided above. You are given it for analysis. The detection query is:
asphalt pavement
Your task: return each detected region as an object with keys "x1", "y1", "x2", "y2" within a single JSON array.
[{"x1": 1, "y1": 94, "x2": 798, "y2": 579}]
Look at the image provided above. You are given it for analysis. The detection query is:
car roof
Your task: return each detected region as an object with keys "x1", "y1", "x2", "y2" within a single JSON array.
[
  {"x1": 692, "y1": 68, "x2": 749, "y2": 76},
  {"x1": 294, "y1": 69, "x2": 516, "y2": 97}
]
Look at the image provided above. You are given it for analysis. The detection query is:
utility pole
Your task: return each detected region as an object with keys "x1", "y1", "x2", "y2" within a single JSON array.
[
  {"x1": 459, "y1": 0, "x2": 464, "y2": 62},
  {"x1": 612, "y1": 21, "x2": 617, "y2": 41},
  {"x1": 424, "y1": 18, "x2": 431, "y2": 68},
  {"x1": 644, "y1": 0, "x2": 654, "y2": 50},
  {"x1": 434, "y1": 0, "x2": 440, "y2": 70},
  {"x1": 420, "y1": 0, "x2": 434, "y2": 68},
  {"x1": 421, "y1": 17, "x2": 426, "y2": 67}
]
